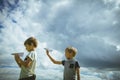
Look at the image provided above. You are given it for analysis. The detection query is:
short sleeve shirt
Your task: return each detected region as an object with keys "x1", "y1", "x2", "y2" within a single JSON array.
[
  {"x1": 62, "y1": 59, "x2": 80, "y2": 80},
  {"x1": 19, "y1": 51, "x2": 37, "y2": 79}
]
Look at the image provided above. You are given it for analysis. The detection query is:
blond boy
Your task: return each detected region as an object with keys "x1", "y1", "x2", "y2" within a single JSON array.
[{"x1": 45, "y1": 46, "x2": 80, "y2": 80}]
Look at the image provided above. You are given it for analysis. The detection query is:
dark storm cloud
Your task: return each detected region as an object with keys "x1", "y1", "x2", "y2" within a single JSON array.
[
  {"x1": 1, "y1": 0, "x2": 120, "y2": 80},
  {"x1": 0, "y1": 0, "x2": 19, "y2": 12},
  {"x1": 38, "y1": 0, "x2": 120, "y2": 68}
]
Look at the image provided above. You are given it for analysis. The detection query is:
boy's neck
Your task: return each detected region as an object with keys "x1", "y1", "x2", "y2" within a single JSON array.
[
  {"x1": 67, "y1": 57, "x2": 74, "y2": 60},
  {"x1": 28, "y1": 49, "x2": 35, "y2": 52}
]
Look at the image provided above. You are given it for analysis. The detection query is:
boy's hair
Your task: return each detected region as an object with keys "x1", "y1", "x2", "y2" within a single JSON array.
[
  {"x1": 65, "y1": 46, "x2": 77, "y2": 57},
  {"x1": 24, "y1": 37, "x2": 38, "y2": 48}
]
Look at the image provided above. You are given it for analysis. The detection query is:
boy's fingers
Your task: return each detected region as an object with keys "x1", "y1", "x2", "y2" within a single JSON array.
[
  {"x1": 44, "y1": 48, "x2": 49, "y2": 52},
  {"x1": 15, "y1": 54, "x2": 20, "y2": 57},
  {"x1": 46, "y1": 50, "x2": 49, "y2": 53},
  {"x1": 11, "y1": 53, "x2": 17, "y2": 55},
  {"x1": 46, "y1": 50, "x2": 49, "y2": 54}
]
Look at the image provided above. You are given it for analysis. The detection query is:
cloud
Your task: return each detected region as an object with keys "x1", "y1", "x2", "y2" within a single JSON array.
[
  {"x1": 110, "y1": 72, "x2": 120, "y2": 80},
  {"x1": 76, "y1": 34, "x2": 120, "y2": 68},
  {"x1": 80, "y1": 67, "x2": 120, "y2": 80},
  {"x1": 0, "y1": 0, "x2": 120, "y2": 79}
]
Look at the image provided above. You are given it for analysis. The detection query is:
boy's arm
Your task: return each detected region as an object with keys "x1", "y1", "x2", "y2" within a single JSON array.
[
  {"x1": 14, "y1": 54, "x2": 32, "y2": 68},
  {"x1": 76, "y1": 67, "x2": 80, "y2": 80},
  {"x1": 14, "y1": 54, "x2": 21, "y2": 67},
  {"x1": 45, "y1": 49, "x2": 62, "y2": 64}
]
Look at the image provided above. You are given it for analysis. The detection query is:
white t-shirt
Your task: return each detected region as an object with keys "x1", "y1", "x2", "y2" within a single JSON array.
[{"x1": 19, "y1": 51, "x2": 37, "y2": 79}]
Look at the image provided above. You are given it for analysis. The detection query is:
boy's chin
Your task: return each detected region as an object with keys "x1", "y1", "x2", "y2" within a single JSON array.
[{"x1": 67, "y1": 58, "x2": 71, "y2": 60}]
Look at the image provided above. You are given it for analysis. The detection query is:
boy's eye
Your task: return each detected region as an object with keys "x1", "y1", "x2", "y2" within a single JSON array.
[{"x1": 68, "y1": 50, "x2": 73, "y2": 53}]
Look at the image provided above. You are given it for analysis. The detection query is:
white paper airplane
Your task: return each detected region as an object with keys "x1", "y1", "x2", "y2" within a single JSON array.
[{"x1": 11, "y1": 52, "x2": 24, "y2": 57}]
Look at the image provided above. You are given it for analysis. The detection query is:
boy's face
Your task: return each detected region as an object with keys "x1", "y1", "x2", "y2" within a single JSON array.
[
  {"x1": 25, "y1": 44, "x2": 34, "y2": 52},
  {"x1": 65, "y1": 49, "x2": 74, "y2": 59}
]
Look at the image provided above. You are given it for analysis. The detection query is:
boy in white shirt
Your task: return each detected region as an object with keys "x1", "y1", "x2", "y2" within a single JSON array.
[{"x1": 13, "y1": 37, "x2": 38, "y2": 80}]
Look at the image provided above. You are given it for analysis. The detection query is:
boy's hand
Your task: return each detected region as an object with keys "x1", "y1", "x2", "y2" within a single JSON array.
[
  {"x1": 44, "y1": 48, "x2": 49, "y2": 55},
  {"x1": 15, "y1": 53, "x2": 19, "y2": 56},
  {"x1": 14, "y1": 54, "x2": 20, "y2": 59},
  {"x1": 13, "y1": 53, "x2": 21, "y2": 67},
  {"x1": 12, "y1": 53, "x2": 19, "y2": 57}
]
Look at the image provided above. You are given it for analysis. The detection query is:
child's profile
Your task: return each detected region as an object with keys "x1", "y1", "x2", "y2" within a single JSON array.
[{"x1": 13, "y1": 37, "x2": 38, "y2": 80}]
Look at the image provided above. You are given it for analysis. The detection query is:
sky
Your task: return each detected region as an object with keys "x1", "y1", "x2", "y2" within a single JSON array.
[{"x1": 0, "y1": 0, "x2": 120, "y2": 80}]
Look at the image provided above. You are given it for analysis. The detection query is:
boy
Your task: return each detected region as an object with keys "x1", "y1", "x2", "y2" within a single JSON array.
[
  {"x1": 45, "y1": 46, "x2": 80, "y2": 80},
  {"x1": 13, "y1": 37, "x2": 38, "y2": 80}
]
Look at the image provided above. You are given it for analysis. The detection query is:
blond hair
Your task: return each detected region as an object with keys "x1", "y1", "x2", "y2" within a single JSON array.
[
  {"x1": 24, "y1": 37, "x2": 38, "y2": 48},
  {"x1": 65, "y1": 46, "x2": 77, "y2": 57}
]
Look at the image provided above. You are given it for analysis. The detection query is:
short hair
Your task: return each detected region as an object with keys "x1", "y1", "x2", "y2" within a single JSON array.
[
  {"x1": 24, "y1": 37, "x2": 38, "y2": 48},
  {"x1": 65, "y1": 46, "x2": 77, "y2": 57}
]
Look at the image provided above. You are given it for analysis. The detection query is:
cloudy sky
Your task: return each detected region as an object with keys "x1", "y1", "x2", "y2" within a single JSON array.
[{"x1": 0, "y1": 0, "x2": 120, "y2": 80}]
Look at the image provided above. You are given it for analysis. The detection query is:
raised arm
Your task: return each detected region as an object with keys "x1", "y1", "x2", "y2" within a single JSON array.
[{"x1": 45, "y1": 49, "x2": 62, "y2": 64}]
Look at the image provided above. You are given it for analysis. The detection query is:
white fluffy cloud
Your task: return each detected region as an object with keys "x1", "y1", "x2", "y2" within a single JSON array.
[{"x1": 0, "y1": 0, "x2": 120, "y2": 80}]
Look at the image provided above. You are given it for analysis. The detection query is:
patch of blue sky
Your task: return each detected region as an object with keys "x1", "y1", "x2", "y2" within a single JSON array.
[
  {"x1": 0, "y1": 24, "x2": 4, "y2": 29},
  {"x1": 11, "y1": 19, "x2": 17, "y2": 23},
  {"x1": 0, "y1": 0, "x2": 19, "y2": 13}
]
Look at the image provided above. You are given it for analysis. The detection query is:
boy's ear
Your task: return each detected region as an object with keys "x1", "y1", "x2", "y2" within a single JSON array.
[{"x1": 72, "y1": 52, "x2": 75, "y2": 57}]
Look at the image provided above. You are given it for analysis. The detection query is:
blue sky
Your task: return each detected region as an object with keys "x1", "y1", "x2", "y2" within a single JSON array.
[{"x1": 0, "y1": 0, "x2": 120, "y2": 80}]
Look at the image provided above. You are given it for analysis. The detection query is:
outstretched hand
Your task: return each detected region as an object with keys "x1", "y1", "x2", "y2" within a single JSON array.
[
  {"x1": 44, "y1": 48, "x2": 49, "y2": 55},
  {"x1": 44, "y1": 48, "x2": 62, "y2": 64}
]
